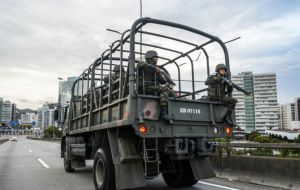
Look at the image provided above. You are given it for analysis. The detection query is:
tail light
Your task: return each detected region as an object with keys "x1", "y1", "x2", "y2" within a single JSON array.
[
  {"x1": 225, "y1": 127, "x2": 232, "y2": 136},
  {"x1": 138, "y1": 124, "x2": 147, "y2": 134}
]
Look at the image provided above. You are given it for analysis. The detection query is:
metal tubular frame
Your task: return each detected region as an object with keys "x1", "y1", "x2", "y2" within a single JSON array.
[{"x1": 68, "y1": 17, "x2": 230, "y2": 131}]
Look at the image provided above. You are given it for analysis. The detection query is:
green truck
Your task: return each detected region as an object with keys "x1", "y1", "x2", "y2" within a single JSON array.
[{"x1": 58, "y1": 17, "x2": 234, "y2": 190}]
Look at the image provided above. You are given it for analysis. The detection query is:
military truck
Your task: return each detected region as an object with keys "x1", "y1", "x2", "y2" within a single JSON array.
[{"x1": 58, "y1": 17, "x2": 235, "y2": 190}]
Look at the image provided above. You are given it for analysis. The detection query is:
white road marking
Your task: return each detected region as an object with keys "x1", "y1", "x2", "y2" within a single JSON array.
[
  {"x1": 28, "y1": 149, "x2": 32, "y2": 153},
  {"x1": 37, "y1": 158, "x2": 50, "y2": 169},
  {"x1": 198, "y1": 181, "x2": 240, "y2": 190}
]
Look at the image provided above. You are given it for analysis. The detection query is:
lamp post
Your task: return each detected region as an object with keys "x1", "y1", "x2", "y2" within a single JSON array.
[
  {"x1": 139, "y1": 0, "x2": 143, "y2": 61},
  {"x1": 55, "y1": 77, "x2": 64, "y2": 139},
  {"x1": 224, "y1": 37, "x2": 241, "y2": 44},
  {"x1": 106, "y1": 28, "x2": 122, "y2": 35}
]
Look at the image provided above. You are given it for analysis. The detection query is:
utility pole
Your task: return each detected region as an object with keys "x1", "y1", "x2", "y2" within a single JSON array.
[{"x1": 139, "y1": 0, "x2": 143, "y2": 61}]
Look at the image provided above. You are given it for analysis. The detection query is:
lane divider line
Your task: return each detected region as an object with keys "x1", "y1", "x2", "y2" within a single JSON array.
[
  {"x1": 37, "y1": 158, "x2": 50, "y2": 169},
  {"x1": 198, "y1": 181, "x2": 240, "y2": 190},
  {"x1": 28, "y1": 149, "x2": 32, "y2": 153}
]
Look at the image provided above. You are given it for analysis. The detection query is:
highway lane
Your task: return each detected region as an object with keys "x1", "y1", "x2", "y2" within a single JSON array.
[{"x1": 0, "y1": 136, "x2": 283, "y2": 190}]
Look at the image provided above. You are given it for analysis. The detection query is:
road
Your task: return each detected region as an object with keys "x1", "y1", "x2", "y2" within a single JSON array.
[{"x1": 0, "y1": 136, "x2": 284, "y2": 190}]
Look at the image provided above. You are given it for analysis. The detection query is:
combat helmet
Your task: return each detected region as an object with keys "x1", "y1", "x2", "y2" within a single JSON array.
[
  {"x1": 113, "y1": 65, "x2": 121, "y2": 72},
  {"x1": 145, "y1": 50, "x2": 158, "y2": 59},
  {"x1": 215, "y1": 63, "x2": 227, "y2": 72},
  {"x1": 113, "y1": 65, "x2": 125, "y2": 73}
]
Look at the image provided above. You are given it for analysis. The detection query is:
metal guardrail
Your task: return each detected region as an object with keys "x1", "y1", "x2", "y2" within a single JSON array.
[{"x1": 216, "y1": 142, "x2": 300, "y2": 149}]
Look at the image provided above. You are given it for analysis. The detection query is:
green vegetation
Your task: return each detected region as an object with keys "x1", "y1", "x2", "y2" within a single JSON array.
[
  {"x1": 229, "y1": 131, "x2": 300, "y2": 158},
  {"x1": 43, "y1": 126, "x2": 62, "y2": 139}
]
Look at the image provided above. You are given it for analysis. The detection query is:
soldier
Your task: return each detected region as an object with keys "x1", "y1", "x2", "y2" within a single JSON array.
[
  {"x1": 112, "y1": 65, "x2": 125, "y2": 81},
  {"x1": 111, "y1": 65, "x2": 125, "y2": 100},
  {"x1": 138, "y1": 50, "x2": 175, "y2": 120},
  {"x1": 205, "y1": 63, "x2": 237, "y2": 126}
]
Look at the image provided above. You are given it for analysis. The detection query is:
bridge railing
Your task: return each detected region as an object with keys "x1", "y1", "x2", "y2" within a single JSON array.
[{"x1": 216, "y1": 142, "x2": 300, "y2": 149}]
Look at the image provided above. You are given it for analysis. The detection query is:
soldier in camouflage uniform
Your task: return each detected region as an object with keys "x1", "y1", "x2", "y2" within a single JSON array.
[
  {"x1": 205, "y1": 63, "x2": 237, "y2": 125},
  {"x1": 137, "y1": 50, "x2": 175, "y2": 120},
  {"x1": 112, "y1": 65, "x2": 125, "y2": 81},
  {"x1": 111, "y1": 65, "x2": 125, "y2": 100}
]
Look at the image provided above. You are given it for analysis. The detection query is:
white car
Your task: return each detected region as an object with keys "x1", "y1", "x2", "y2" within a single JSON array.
[{"x1": 11, "y1": 136, "x2": 18, "y2": 142}]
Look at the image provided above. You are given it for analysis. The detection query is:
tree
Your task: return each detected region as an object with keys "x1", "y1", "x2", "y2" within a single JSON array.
[
  {"x1": 295, "y1": 134, "x2": 300, "y2": 143},
  {"x1": 254, "y1": 136, "x2": 271, "y2": 143},
  {"x1": 248, "y1": 131, "x2": 260, "y2": 141},
  {"x1": 43, "y1": 126, "x2": 62, "y2": 138}
]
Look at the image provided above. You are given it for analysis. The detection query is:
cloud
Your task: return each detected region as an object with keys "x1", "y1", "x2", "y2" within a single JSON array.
[{"x1": 0, "y1": 0, "x2": 299, "y2": 109}]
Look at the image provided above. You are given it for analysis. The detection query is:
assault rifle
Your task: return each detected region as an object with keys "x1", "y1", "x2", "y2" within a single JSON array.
[
  {"x1": 145, "y1": 63, "x2": 176, "y2": 86},
  {"x1": 220, "y1": 77, "x2": 251, "y2": 96},
  {"x1": 176, "y1": 88, "x2": 208, "y2": 98}
]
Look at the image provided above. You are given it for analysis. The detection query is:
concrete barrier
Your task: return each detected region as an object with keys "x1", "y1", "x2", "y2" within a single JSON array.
[
  {"x1": 210, "y1": 155, "x2": 300, "y2": 190},
  {"x1": 26, "y1": 136, "x2": 61, "y2": 143},
  {"x1": 0, "y1": 139, "x2": 9, "y2": 145}
]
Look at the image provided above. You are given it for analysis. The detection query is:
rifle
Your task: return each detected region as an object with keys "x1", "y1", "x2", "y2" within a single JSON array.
[
  {"x1": 176, "y1": 88, "x2": 208, "y2": 98},
  {"x1": 220, "y1": 77, "x2": 251, "y2": 96},
  {"x1": 159, "y1": 70, "x2": 176, "y2": 86},
  {"x1": 144, "y1": 63, "x2": 176, "y2": 86}
]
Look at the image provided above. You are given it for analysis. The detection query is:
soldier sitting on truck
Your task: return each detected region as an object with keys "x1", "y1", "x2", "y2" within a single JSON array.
[
  {"x1": 137, "y1": 50, "x2": 176, "y2": 120},
  {"x1": 205, "y1": 63, "x2": 237, "y2": 126},
  {"x1": 112, "y1": 65, "x2": 125, "y2": 100},
  {"x1": 112, "y1": 65, "x2": 125, "y2": 86}
]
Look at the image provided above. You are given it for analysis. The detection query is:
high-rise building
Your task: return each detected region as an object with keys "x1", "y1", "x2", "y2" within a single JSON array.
[
  {"x1": 279, "y1": 103, "x2": 295, "y2": 130},
  {"x1": 295, "y1": 97, "x2": 300, "y2": 121},
  {"x1": 36, "y1": 103, "x2": 56, "y2": 129},
  {"x1": 58, "y1": 77, "x2": 77, "y2": 107},
  {"x1": 231, "y1": 72, "x2": 279, "y2": 132},
  {"x1": 0, "y1": 98, "x2": 3, "y2": 122},
  {"x1": 58, "y1": 77, "x2": 77, "y2": 126},
  {"x1": 0, "y1": 100, "x2": 13, "y2": 126}
]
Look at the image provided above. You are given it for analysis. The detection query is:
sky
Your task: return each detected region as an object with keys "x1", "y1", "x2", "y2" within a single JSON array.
[{"x1": 0, "y1": 0, "x2": 299, "y2": 109}]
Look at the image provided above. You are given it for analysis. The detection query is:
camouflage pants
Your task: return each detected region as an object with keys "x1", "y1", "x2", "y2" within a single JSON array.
[
  {"x1": 208, "y1": 96, "x2": 237, "y2": 111},
  {"x1": 223, "y1": 96, "x2": 237, "y2": 111},
  {"x1": 143, "y1": 85, "x2": 175, "y2": 106},
  {"x1": 157, "y1": 86, "x2": 175, "y2": 106}
]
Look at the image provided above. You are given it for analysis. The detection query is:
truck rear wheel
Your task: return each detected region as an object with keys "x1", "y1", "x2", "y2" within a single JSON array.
[
  {"x1": 93, "y1": 148, "x2": 116, "y2": 190},
  {"x1": 162, "y1": 160, "x2": 197, "y2": 188},
  {"x1": 64, "y1": 149, "x2": 74, "y2": 173}
]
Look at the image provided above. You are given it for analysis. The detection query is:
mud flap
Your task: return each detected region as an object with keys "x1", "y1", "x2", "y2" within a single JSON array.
[
  {"x1": 189, "y1": 157, "x2": 216, "y2": 180},
  {"x1": 107, "y1": 129, "x2": 146, "y2": 190}
]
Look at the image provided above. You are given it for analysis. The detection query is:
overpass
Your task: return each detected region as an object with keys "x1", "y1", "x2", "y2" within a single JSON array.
[{"x1": 0, "y1": 136, "x2": 299, "y2": 190}]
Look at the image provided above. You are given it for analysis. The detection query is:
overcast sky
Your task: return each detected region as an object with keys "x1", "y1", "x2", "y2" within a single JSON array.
[{"x1": 0, "y1": 0, "x2": 299, "y2": 109}]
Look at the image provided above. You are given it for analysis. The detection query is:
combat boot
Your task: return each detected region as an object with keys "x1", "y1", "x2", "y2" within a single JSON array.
[
  {"x1": 223, "y1": 112, "x2": 233, "y2": 126},
  {"x1": 230, "y1": 112, "x2": 237, "y2": 126}
]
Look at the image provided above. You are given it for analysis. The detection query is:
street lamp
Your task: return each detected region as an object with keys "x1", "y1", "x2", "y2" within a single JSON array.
[
  {"x1": 224, "y1": 37, "x2": 241, "y2": 44},
  {"x1": 139, "y1": 0, "x2": 143, "y2": 57},
  {"x1": 106, "y1": 28, "x2": 122, "y2": 35}
]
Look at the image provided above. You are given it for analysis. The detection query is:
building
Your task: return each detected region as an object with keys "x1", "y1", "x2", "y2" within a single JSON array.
[
  {"x1": 279, "y1": 103, "x2": 296, "y2": 130},
  {"x1": 58, "y1": 77, "x2": 77, "y2": 107},
  {"x1": 58, "y1": 77, "x2": 77, "y2": 126},
  {"x1": 36, "y1": 103, "x2": 56, "y2": 129},
  {"x1": 295, "y1": 97, "x2": 300, "y2": 121},
  {"x1": 0, "y1": 98, "x2": 3, "y2": 122},
  {"x1": 20, "y1": 109, "x2": 37, "y2": 125},
  {"x1": 231, "y1": 72, "x2": 279, "y2": 133},
  {"x1": 265, "y1": 129, "x2": 300, "y2": 140},
  {"x1": 0, "y1": 100, "x2": 13, "y2": 126}
]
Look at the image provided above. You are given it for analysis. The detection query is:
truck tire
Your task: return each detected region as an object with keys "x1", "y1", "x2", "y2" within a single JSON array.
[
  {"x1": 162, "y1": 160, "x2": 197, "y2": 188},
  {"x1": 93, "y1": 148, "x2": 116, "y2": 190},
  {"x1": 64, "y1": 149, "x2": 74, "y2": 173}
]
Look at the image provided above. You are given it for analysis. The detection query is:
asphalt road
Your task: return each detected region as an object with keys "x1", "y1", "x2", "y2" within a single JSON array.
[{"x1": 0, "y1": 136, "x2": 284, "y2": 190}]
